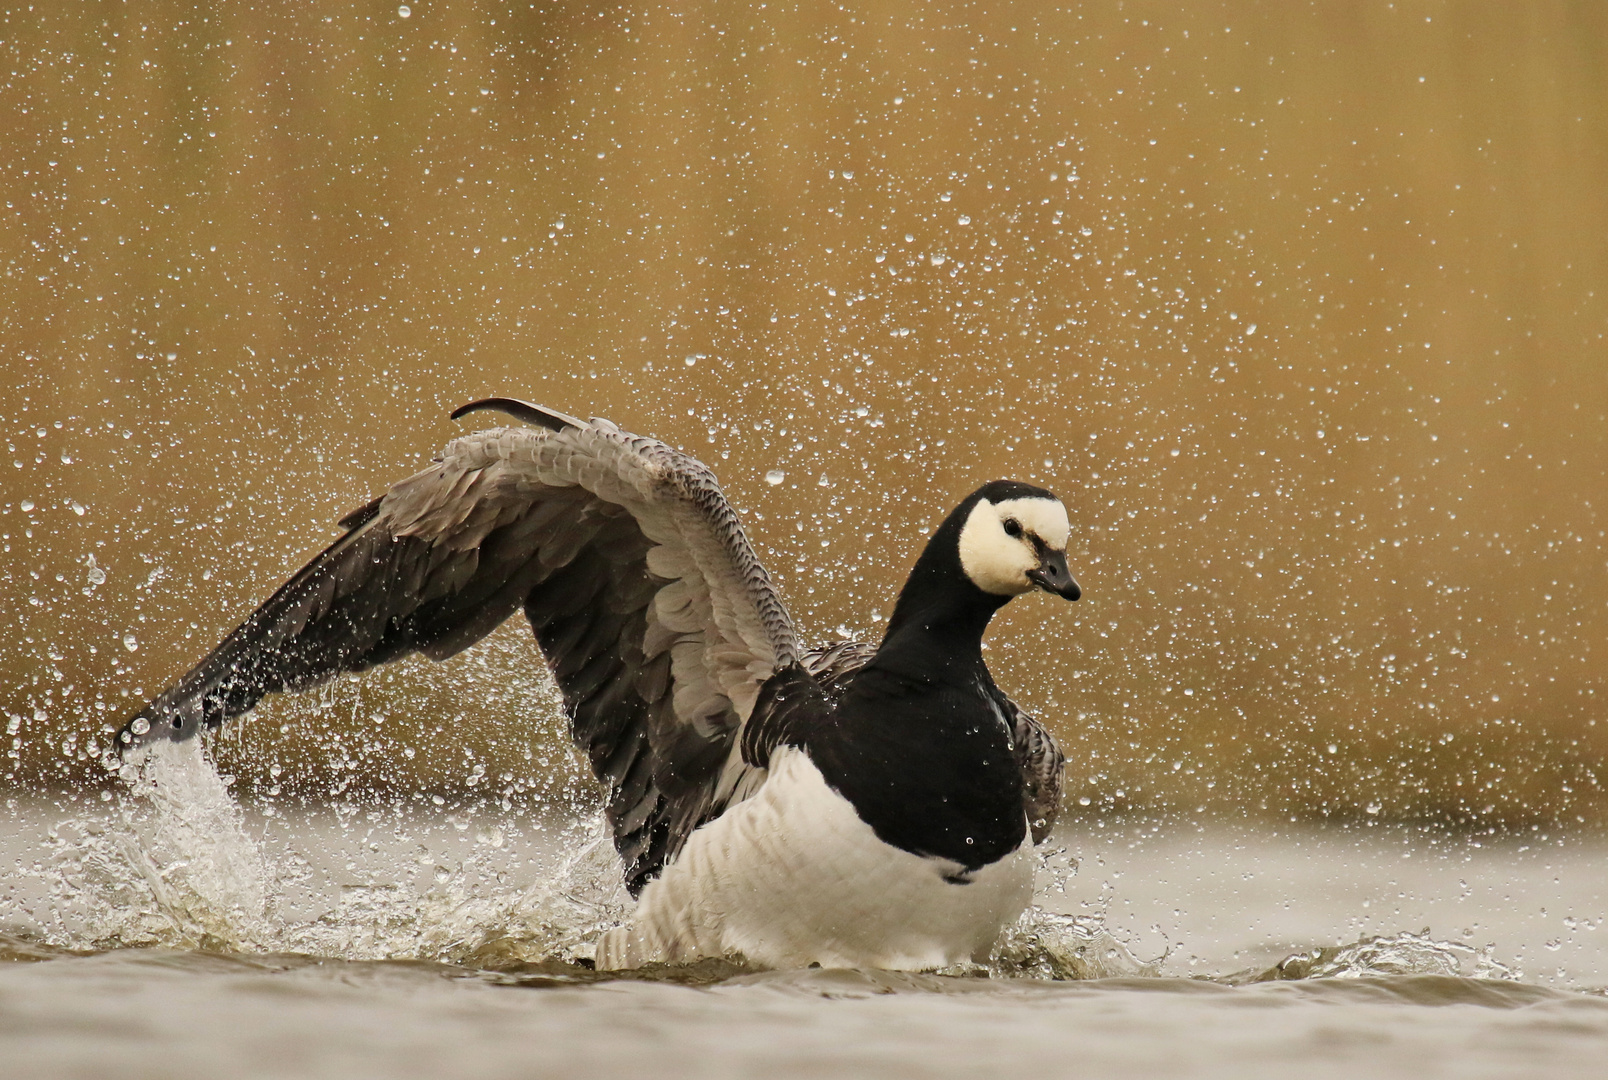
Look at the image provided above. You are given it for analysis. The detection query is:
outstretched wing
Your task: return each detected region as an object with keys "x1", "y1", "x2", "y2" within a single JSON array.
[
  {"x1": 117, "y1": 400, "x2": 798, "y2": 893},
  {"x1": 785, "y1": 640, "x2": 1065, "y2": 845}
]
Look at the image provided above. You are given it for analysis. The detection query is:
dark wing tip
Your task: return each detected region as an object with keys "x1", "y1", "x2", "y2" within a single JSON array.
[
  {"x1": 336, "y1": 495, "x2": 384, "y2": 531},
  {"x1": 450, "y1": 398, "x2": 584, "y2": 432},
  {"x1": 112, "y1": 702, "x2": 190, "y2": 759}
]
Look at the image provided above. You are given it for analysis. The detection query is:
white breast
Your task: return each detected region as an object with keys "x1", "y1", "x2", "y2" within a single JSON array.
[{"x1": 596, "y1": 747, "x2": 1034, "y2": 971}]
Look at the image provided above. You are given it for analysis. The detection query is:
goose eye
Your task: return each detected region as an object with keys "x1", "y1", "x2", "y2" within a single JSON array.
[{"x1": 1002, "y1": 518, "x2": 1023, "y2": 538}]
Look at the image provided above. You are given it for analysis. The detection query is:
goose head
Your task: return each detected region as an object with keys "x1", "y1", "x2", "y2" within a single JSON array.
[{"x1": 956, "y1": 481, "x2": 1081, "y2": 601}]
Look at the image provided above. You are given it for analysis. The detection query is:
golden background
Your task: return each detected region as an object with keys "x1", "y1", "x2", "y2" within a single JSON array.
[{"x1": 3, "y1": 2, "x2": 1605, "y2": 827}]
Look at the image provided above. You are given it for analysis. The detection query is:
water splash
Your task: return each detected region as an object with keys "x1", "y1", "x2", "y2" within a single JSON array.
[
  {"x1": 976, "y1": 841, "x2": 1161, "y2": 980},
  {"x1": 21, "y1": 740, "x2": 629, "y2": 965},
  {"x1": 1253, "y1": 929, "x2": 1516, "y2": 983},
  {"x1": 299, "y1": 815, "x2": 632, "y2": 967},
  {"x1": 988, "y1": 906, "x2": 1165, "y2": 980},
  {"x1": 37, "y1": 741, "x2": 269, "y2": 950}
]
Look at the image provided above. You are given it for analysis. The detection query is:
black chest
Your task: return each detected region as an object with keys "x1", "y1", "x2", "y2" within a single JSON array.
[{"x1": 804, "y1": 665, "x2": 1026, "y2": 872}]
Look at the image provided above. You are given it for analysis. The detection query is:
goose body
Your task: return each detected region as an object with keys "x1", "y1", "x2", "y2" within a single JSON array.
[
  {"x1": 599, "y1": 747, "x2": 1034, "y2": 970},
  {"x1": 118, "y1": 399, "x2": 1080, "y2": 970}
]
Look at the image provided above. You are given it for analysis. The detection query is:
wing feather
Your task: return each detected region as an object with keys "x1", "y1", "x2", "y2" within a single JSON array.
[
  {"x1": 117, "y1": 408, "x2": 798, "y2": 893},
  {"x1": 1008, "y1": 703, "x2": 1066, "y2": 844}
]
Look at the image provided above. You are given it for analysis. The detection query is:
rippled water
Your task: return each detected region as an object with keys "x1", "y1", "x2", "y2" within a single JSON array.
[
  {"x1": 3, "y1": 743, "x2": 1606, "y2": 1079},
  {"x1": 8, "y1": 952, "x2": 1607, "y2": 1080}
]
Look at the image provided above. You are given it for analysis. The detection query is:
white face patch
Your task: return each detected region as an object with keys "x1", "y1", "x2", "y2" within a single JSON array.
[{"x1": 957, "y1": 496, "x2": 1071, "y2": 596}]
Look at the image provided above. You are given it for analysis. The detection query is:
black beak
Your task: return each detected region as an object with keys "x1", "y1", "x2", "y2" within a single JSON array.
[{"x1": 1027, "y1": 549, "x2": 1081, "y2": 601}]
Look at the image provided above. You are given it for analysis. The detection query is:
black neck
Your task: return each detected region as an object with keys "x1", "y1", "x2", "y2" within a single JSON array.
[{"x1": 875, "y1": 506, "x2": 1010, "y2": 681}]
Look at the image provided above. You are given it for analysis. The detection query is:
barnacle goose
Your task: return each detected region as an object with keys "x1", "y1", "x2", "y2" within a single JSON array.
[{"x1": 117, "y1": 398, "x2": 1082, "y2": 971}]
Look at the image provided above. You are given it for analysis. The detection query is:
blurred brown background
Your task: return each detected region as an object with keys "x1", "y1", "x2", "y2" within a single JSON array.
[{"x1": 2, "y1": 1, "x2": 1604, "y2": 828}]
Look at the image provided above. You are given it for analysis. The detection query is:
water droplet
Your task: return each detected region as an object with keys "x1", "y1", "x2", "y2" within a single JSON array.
[
  {"x1": 20, "y1": 500, "x2": 33, "y2": 512},
  {"x1": 958, "y1": 215, "x2": 971, "y2": 226},
  {"x1": 71, "y1": 501, "x2": 86, "y2": 516},
  {"x1": 122, "y1": 633, "x2": 138, "y2": 652},
  {"x1": 398, "y1": 4, "x2": 411, "y2": 16},
  {"x1": 130, "y1": 716, "x2": 150, "y2": 735},
  {"x1": 765, "y1": 470, "x2": 785, "y2": 486},
  {"x1": 86, "y1": 555, "x2": 106, "y2": 586},
  {"x1": 818, "y1": 475, "x2": 830, "y2": 487},
  {"x1": 930, "y1": 254, "x2": 946, "y2": 266}
]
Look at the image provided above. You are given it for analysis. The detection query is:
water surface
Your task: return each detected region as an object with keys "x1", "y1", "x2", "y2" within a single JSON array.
[
  {"x1": 6, "y1": 949, "x2": 1607, "y2": 1080},
  {"x1": 4, "y1": 745, "x2": 1606, "y2": 1079}
]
